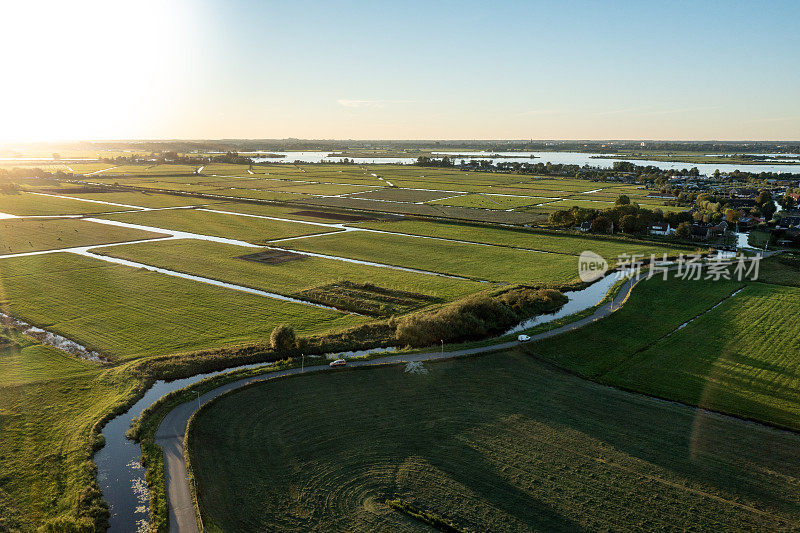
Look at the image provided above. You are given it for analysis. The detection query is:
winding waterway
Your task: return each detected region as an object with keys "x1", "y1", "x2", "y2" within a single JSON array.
[{"x1": 94, "y1": 272, "x2": 624, "y2": 531}]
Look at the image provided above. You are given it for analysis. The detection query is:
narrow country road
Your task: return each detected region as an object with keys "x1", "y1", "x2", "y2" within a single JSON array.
[{"x1": 155, "y1": 269, "x2": 648, "y2": 532}]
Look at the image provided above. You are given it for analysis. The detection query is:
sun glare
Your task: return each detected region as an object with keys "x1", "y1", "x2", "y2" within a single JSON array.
[{"x1": 1, "y1": 0, "x2": 197, "y2": 142}]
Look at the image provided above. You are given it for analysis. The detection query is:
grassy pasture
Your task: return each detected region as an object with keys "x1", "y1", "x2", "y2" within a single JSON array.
[
  {"x1": 476, "y1": 186, "x2": 565, "y2": 197},
  {"x1": 351, "y1": 188, "x2": 464, "y2": 203},
  {"x1": 602, "y1": 282, "x2": 800, "y2": 430},
  {"x1": 354, "y1": 219, "x2": 693, "y2": 258},
  {"x1": 94, "y1": 239, "x2": 485, "y2": 303},
  {"x1": 571, "y1": 189, "x2": 653, "y2": 200},
  {"x1": 0, "y1": 340, "x2": 137, "y2": 530},
  {"x1": 545, "y1": 198, "x2": 688, "y2": 213},
  {"x1": 0, "y1": 163, "x2": 71, "y2": 173},
  {"x1": 48, "y1": 191, "x2": 222, "y2": 208},
  {"x1": 0, "y1": 218, "x2": 165, "y2": 255},
  {"x1": 98, "y1": 208, "x2": 342, "y2": 244},
  {"x1": 210, "y1": 202, "x2": 379, "y2": 223},
  {"x1": 0, "y1": 192, "x2": 137, "y2": 216},
  {"x1": 531, "y1": 270, "x2": 800, "y2": 430},
  {"x1": 521, "y1": 178, "x2": 605, "y2": 192},
  {"x1": 428, "y1": 193, "x2": 544, "y2": 209},
  {"x1": 96, "y1": 164, "x2": 201, "y2": 176},
  {"x1": 373, "y1": 179, "x2": 491, "y2": 193},
  {"x1": 757, "y1": 254, "x2": 800, "y2": 286},
  {"x1": 197, "y1": 163, "x2": 253, "y2": 176},
  {"x1": 204, "y1": 188, "x2": 303, "y2": 202},
  {"x1": 279, "y1": 230, "x2": 580, "y2": 285},
  {"x1": 189, "y1": 352, "x2": 800, "y2": 532},
  {"x1": 61, "y1": 162, "x2": 116, "y2": 174},
  {"x1": 297, "y1": 195, "x2": 548, "y2": 225},
  {"x1": 0, "y1": 253, "x2": 362, "y2": 361},
  {"x1": 263, "y1": 182, "x2": 374, "y2": 196}
]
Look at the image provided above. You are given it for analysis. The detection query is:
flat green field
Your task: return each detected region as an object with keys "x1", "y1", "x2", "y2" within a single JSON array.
[
  {"x1": 98, "y1": 208, "x2": 342, "y2": 244},
  {"x1": 199, "y1": 188, "x2": 303, "y2": 202},
  {"x1": 0, "y1": 253, "x2": 362, "y2": 361},
  {"x1": 354, "y1": 219, "x2": 692, "y2": 259},
  {"x1": 0, "y1": 192, "x2": 137, "y2": 216},
  {"x1": 0, "y1": 339, "x2": 136, "y2": 530},
  {"x1": 89, "y1": 164, "x2": 200, "y2": 176},
  {"x1": 0, "y1": 218, "x2": 165, "y2": 255},
  {"x1": 66, "y1": 162, "x2": 127, "y2": 174},
  {"x1": 209, "y1": 202, "x2": 377, "y2": 223},
  {"x1": 198, "y1": 163, "x2": 253, "y2": 176},
  {"x1": 0, "y1": 163, "x2": 71, "y2": 173},
  {"x1": 189, "y1": 352, "x2": 800, "y2": 532},
  {"x1": 94, "y1": 239, "x2": 484, "y2": 302},
  {"x1": 531, "y1": 270, "x2": 800, "y2": 430},
  {"x1": 545, "y1": 198, "x2": 688, "y2": 213},
  {"x1": 263, "y1": 182, "x2": 373, "y2": 196},
  {"x1": 351, "y1": 188, "x2": 461, "y2": 203},
  {"x1": 428, "y1": 193, "x2": 544, "y2": 209},
  {"x1": 279, "y1": 231, "x2": 580, "y2": 285},
  {"x1": 48, "y1": 191, "x2": 222, "y2": 208}
]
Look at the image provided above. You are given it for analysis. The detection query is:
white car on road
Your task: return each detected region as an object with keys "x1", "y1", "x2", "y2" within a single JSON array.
[
  {"x1": 517, "y1": 334, "x2": 531, "y2": 342},
  {"x1": 329, "y1": 358, "x2": 347, "y2": 367}
]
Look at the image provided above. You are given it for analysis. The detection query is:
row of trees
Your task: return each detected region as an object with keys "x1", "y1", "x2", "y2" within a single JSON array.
[
  {"x1": 548, "y1": 197, "x2": 694, "y2": 236},
  {"x1": 100, "y1": 151, "x2": 255, "y2": 166},
  {"x1": 267, "y1": 286, "x2": 569, "y2": 352},
  {"x1": 415, "y1": 156, "x2": 456, "y2": 167}
]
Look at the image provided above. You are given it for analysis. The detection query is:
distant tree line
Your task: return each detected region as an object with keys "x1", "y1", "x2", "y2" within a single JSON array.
[{"x1": 100, "y1": 151, "x2": 254, "y2": 166}]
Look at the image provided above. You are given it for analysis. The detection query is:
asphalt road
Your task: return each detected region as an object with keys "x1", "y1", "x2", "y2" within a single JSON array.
[{"x1": 154, "y1": 269, "x2": 652, "y2": 532}]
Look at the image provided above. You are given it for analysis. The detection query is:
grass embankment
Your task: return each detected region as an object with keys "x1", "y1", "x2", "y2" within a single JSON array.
[
  {"x1": 98, "y1": 207, "x2": 342, "y2": 244},
  {"x1": 530, "y1": 260, "x2": 800, "y2": 430},
  {"x1": 0, "y1": 218, "x2": 166, "y2": 255},
  {"x1": 0, "y1": 253, "x2": 363, "y2": 361},
  {"x1": 187, "y1": 352, "x2": 800, "y2": 531},
  {"x1": 0, "y1": 337, "x2": 140, "y2": 531},
  {"x1": 279, "y1": 230, "x2": 580, "y2": 285}
]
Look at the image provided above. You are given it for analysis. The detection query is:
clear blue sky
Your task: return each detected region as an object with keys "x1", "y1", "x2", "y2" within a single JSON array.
[{"x1": 2, "y1": 0, "x2": 798, "y2": 140}]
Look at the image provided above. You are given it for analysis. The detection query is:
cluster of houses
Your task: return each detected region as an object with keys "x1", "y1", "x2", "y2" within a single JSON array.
[{"x1": 646, "y1": 221, "x2": 730, "y2": 241}]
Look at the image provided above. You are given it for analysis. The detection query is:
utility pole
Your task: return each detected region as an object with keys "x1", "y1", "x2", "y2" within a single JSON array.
[
  {"x1": 441, "y1": 339, "x2": 443, "y2": 355},
  {"x1": 301, "y1": 353, "x2": 305, "y2": 372}
]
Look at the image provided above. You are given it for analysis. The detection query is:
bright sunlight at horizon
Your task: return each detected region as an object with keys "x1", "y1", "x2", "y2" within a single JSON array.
[{"x1": 1, "y1": 0, "x2": 799, "y2": 141}]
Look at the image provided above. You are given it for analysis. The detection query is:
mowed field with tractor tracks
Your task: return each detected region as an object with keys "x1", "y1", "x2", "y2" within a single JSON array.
[{"x1": 188, "y1": 351, "x2": 800, "y2": 532}]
